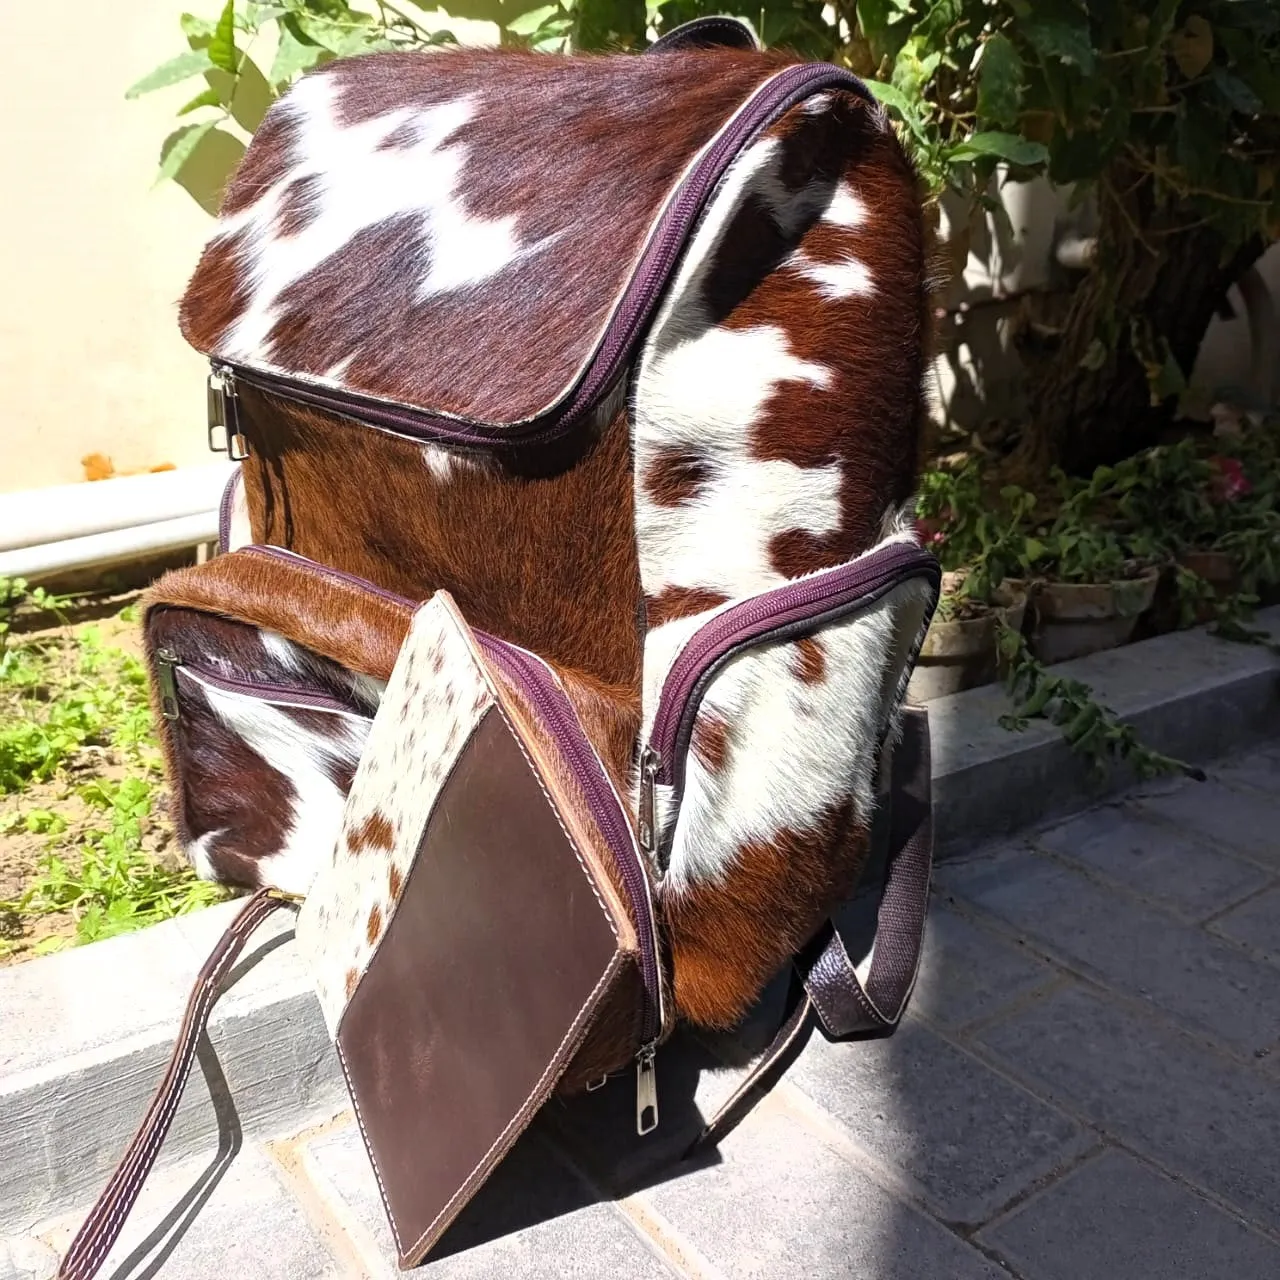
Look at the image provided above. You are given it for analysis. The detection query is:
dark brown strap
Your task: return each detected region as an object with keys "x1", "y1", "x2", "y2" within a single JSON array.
[
  {"x1": 687, "y1": 708, "x2": 933, "y2": 1155},
  {"x1": 58, "y1": 890, "x2": 295, "y2": 1280},
  {"x1": 645, "y1": 17, "x2": 760, "y2": 54}
]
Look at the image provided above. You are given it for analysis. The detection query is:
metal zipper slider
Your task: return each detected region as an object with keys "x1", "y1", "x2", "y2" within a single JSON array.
[
  {"x1": 155, "y1": 648, "x2": 181, "y2": 721},
  {"x1": 635, "y1": 1043, "x2": 659, "y2": 1135},
  {"x1": 638, "y1": 747, "x2": 661, "y2": 855},
  {"x1": 207, "y1": 366, "x2": 248, "y2": 460}
]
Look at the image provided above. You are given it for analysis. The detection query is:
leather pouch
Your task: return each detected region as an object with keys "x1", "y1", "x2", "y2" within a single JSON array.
[{"x1": 295, "y1": 592, "x2": 666, "y2": 1268}]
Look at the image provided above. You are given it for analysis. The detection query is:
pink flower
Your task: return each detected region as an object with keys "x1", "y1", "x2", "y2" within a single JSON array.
[
  {"x1": 915, "y1": 516, "x2": 947, "y2": 547},
  {"x1": 1208, "y1": 455, "x2": 1251, "y2": 502}
]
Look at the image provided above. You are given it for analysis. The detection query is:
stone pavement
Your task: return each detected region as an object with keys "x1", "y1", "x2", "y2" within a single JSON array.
[{"x1": 9, "y1": 741, "x2": 1280, "y2": 1280}]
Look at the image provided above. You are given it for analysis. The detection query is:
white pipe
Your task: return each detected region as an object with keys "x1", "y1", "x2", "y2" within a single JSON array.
[
  {"x1": 0, "y1": 462, "x2": 234, "y2": 553},
  {"x1": 0, "y1": 512, "x2": 220, "y2": 582}
]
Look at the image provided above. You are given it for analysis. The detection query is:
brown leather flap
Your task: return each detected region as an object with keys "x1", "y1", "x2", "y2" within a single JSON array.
[{"x1": 335, "y1": 708, "x2": 628, "y2": 1268}]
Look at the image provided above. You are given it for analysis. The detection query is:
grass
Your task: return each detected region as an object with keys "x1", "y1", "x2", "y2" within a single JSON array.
[{"x1": 0, "y1": 579, "x2": 226, "y2": 962}]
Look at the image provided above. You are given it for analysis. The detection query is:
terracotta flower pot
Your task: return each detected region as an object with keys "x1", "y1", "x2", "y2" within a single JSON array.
[
  {"x1": 1013, "y1": 568, "x2": 1161, "y2": 665},
  {"x1": 906, "y1": 585, "x2": 1027, "y2": 701}
]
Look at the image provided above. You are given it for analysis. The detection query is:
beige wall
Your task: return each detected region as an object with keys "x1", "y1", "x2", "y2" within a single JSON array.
[{"x1": 1, "y1": 2, "x2": 223, "y2": 494}]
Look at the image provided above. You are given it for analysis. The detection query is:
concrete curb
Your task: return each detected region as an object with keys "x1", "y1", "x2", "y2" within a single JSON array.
[{"x1": 2, "y1": 609, "x2": 1277, "y2": 1230}]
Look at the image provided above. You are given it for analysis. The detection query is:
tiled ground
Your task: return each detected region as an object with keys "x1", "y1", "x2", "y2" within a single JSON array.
[{"x1": 17, "y1": 742, "x2": 1280, "y2": 1280}]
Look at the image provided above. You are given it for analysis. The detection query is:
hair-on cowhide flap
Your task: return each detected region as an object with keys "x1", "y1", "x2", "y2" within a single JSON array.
[{"x1": 180, "y1": 47, "x2": 874, "y2": 437}]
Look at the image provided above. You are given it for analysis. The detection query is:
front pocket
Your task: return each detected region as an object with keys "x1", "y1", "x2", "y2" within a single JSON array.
[
  {"x1": 147, "y1": 607, "x2": 384, "y2": 896},
  {"x1": 644, "y1": 535, "x2": 939, "y2": 1028},
  {"x1": 143, "y1": 547, "x2": 419, "y2": 895}
]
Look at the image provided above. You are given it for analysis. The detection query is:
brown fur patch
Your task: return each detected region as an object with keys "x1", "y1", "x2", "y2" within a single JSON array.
[
  {"x1": 388, "y1": 863, "x2": 403, "y2": 901},
  {"x1": 792, "y1": 635, "x2": 826, "y2": 685},
  {"x1": 235, "y1": 391, "x2": 642, "y2": 691},
  {"x1": 366, "y1": 903, "x2": 383, "y2": 945},
  {"x1": 646, "y1": 585, "x2": 730, "y2": 630},
  {"x1": 350, "y1": 812, "x2": 396, "y2": 854},
  {"x1": 691, "y1": 712, "x2": 731, "y2": 773},
  {"x1": 643, "y1": 448, "x2": 712, "y2": 507},
  {"x1": 660, "y1": 799, "x2": 869, "y2": 1028},
  {"x1": 144, "y1": 547, "x2": 413, "y2": 683},
  {"x1": 345, "y1": 967, "x2": 359, "y2": 999}
]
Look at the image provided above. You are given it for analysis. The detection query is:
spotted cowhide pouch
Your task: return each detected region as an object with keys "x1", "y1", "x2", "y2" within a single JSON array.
[{"x1": 295, "y1": 592, "x2": 667, "y2": 1267}]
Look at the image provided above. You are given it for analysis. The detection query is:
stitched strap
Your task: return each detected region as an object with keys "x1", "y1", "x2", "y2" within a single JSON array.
[
  {"x1": 58, "y1": 890, "x2": 295, "y2": 1280},
  {"x1": 687, "y1": 708, "x2": 933, "y2": 1155},
  {"x1": 644, "y1": 17, "x2": 760, "y2": 54}
]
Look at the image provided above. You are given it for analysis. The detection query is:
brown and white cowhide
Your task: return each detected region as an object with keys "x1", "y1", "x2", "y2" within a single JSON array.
[{"x1": 634, "y1": 88, "x2": 931, "y2": 1027}]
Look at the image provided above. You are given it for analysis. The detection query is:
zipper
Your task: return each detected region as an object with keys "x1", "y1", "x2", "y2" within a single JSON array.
[
  {"x1": 478, "y1": 635, "x2": 665, "y2": 1135},
  {"x1": 644, "y1": 543, "x2": 940, "y2": 852},
  {"x1": 202, "y1": 64, "x2": 870, "y2": 454},
  {"x1": 155, "y1": 648, "x2": 181, "y2": 721},
  {"x1": 153, "y1": 650, "x2": 370, "y2": 721},
  {"x1": 207, "y1": 367, "x2": 249, "y2": 461},
  {"x1": 217, "y1": 468, "x2": 242, "y2": 554}
]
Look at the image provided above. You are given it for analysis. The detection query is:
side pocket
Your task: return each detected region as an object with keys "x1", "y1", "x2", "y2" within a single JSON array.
[
  {"x1": 143, "y1": 548, "x2": 416, "y2": 895},
  {"x1": 647, "y1": 537, "x2": 938, "y2": 1028}
]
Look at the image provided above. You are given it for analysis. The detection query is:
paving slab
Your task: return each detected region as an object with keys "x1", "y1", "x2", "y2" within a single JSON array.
[
  {"x1": 978, "y1": 1147, "x2": 1280, "y2": 1280},
  {"x1": 976, "y1": 983, "x2": 1280, "y2": 1235},
  {"x1": 1211, "y1": 744, "x2": 1280, "y2": 794},
  {"x1": 941, "y1": 845, "x2": 1280, "y2": 1054},
  {"x1": 296, "y1": 1118, "x2": 681, "y2": 1279},
  {"x1": 1132, "y1": 777, "x2": 1280, "y2": 867},
  {"x1": 787, "y1": 1017, "x2": 1090, "y2": 1225},
  {"x1": 1208, "y1": 885, "x2": 1280, "y2": 965},
  {"x1": 37, "y1": 1146, "x2": 342, "y2": 1280},
  {"x1": 930, "y1": 606, "x2": 1280, "y2": 855},
  {"x1": 908, "y1": 901, "x2": 1056, "y2": 1031},
  {"x1": 1034, "y1": 803, "x2": 1272, "y2": 919},
  {"x1": 638, "y1": 1110, "x2": 1004, "y2": 1280}
]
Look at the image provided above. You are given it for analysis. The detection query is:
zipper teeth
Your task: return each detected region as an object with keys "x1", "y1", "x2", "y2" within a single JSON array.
[
  {"x1": 649, "y1": 547, "x2": 939, "y2": 779},
  {"x1": 479, "y1": 636, "x2": 661, "y2": 1045},
  {"x1": 175, "y1": 662, "x2": 367, "y2": 716},
  {"x1": 211, "y1": 64, "x2": 865, "y2": 451}
]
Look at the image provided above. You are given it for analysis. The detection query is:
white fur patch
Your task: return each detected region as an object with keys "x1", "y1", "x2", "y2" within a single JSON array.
[
  {"x1": 195, "y1": 677, "x2": 372, "y2": 896},
  {"x1": 822, "y1": 182, "x2": 869, "y2": 228},
  {"x1": 788, "y1": 250, "x2": 874, "y2": 299},
  {"x1": 634, "y1": 132, "x2": 848, "y2": 606},
  {"x1": 663, "y1": 573, "x2": 933, "y2": 892},
  {"x1": 297, "y1": 596, "x2": 493, "y2": 1036},
  {"x1": 215, "y1": 75, "x2": 558, "y2": 374}
]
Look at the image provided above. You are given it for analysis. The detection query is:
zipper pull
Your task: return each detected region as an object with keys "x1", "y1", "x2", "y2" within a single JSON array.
[
  {"x1": 155, "y1": 648, "x2": 181, "y2": 721},
  {"x1": 638, "y1": 746, "x2": 661, "y2": 855},
  {"x1": 635, "y1": 1044, "x2": 659, "y2": 1135},
  {"x1": 207, "y1": 365, "x2": 248, "y2": 460}
]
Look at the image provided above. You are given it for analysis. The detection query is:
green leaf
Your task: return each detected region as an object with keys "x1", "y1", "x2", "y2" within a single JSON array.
[
  {"x1": 270, "y1": 23, "x2": 330, "y2": 86},
  {"x1": 1079, "y1": 337, "x2": 1108, "y2": 371},
  {"x1": 1023, "y1": 18, "x2": 1098, "y2": 74},
  {"x1": 176, "y1": 85, "x2": 222, "y2": 116},
  {"x1": 180, "y1": 13, "x2": 217, "y2": 40},
  {"x1": 156, "y1": 120, "x2": 216, "y2": 185},
  {"x1": 978, "y1": 33, "x2": 1024, "y2": 128},
  {"x1": 948, "y1": 130, "x2": 1049, "y2": 167},
  {"x1": 507, "y1": 4, "x2": 560, "y2": 35},
  {"x1": 208, "y1": 0, "x2": 238, "y2": 73},
  {"x1": 124, "y1": 49, "x2": 214, "y2": 99},
  {"x1": 864, "y1": 79, "x2": 914, "y2": 116}
]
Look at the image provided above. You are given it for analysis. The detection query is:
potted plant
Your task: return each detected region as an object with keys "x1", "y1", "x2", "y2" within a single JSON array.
[
  {"x1": 908, "y1": 466, "x2": 1030, "y2": 699},
  {"x1": 1001, "y1": 469, "x2": 1160, "y2": 664}
]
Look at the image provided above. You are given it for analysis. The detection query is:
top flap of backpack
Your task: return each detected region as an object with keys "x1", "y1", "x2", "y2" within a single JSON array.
[{"x1": 180, "y1": 47, "x2": 869, "y2": 439}]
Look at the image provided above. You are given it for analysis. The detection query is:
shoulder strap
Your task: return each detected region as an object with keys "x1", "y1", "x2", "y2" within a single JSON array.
[
  {"x1": 687, "y1": 706, "x2": 933, "y2": 1154},
  {"x1": 645, "y1": 17, "x2": 760, "y2": 54},
  {"x1": 57, "y1": 890, "x2": 296, "y2": 1280}
]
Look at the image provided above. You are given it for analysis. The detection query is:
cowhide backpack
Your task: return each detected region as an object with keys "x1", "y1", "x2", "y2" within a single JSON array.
[{"x1": 60, "y1": 18, "x2": 940, "y2": 1276}]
